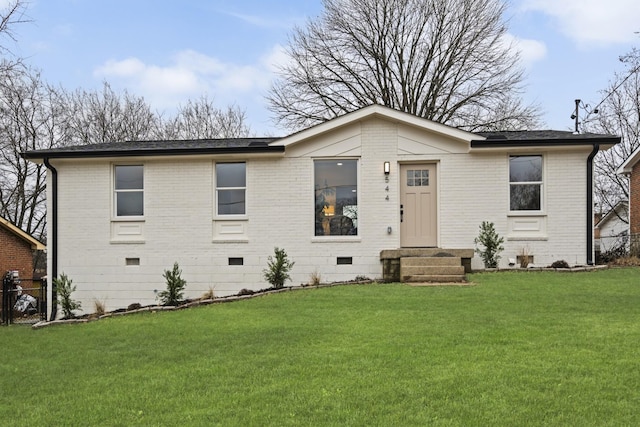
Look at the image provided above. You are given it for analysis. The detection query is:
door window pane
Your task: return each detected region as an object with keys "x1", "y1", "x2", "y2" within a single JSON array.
[{"x1": 407, "y1": 169, "x2": 429, "y2": 186}]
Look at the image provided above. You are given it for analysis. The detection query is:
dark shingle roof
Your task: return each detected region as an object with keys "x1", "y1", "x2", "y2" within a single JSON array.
[
  {"x1": 22, "y1": 129, "x2": 621, "y2": 160},
  {"x1": 22, "y1": 138, "x2": 283, "y2": 159},
  {"x1": 471, "y1": 130, "x2": 620, "y2": 148}
]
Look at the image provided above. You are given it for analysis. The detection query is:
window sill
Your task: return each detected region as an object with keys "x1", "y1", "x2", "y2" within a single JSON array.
[
  {"x1": 110, "y1": 239, "x2": 146, "y2": 244},
  {"x1": 507, "y1": 236, "x2": 548, "y2": 241},
  {"x1": 311, "y1": 236, "x2": 361, "y2": 243},
  {"x1": 213, "y1": 218, "x2": 248, "y2": 241},
  {"x1": 507, "y1": 211, "x2": 546, "y2": 217},
  {"x1": 507, "y1": 215, "x2": 547, "y2": 240},
  {"x1": 214, "y1": 216, "x2": 248, "y2": 221},
  {"x1": 111, "y1": 219, "x2": 145, "y2": 243}
]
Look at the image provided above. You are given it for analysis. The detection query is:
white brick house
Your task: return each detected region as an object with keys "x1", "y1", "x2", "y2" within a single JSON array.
[{"x1": 23, "y1": 105, "x2": 619, "y2": 316}]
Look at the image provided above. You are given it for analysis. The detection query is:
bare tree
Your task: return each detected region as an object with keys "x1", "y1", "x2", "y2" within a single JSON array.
[
  {"x1": 161, "y1": 95, "x2": 251, "y2": 139},
  {"x1": 61, "y1": 81, "x2": 160, "y2": 144},
  {"x1": 0, "y1": 66, "x2": 64, "y2": 239},
  {"x1": 586, "y1": 48, "x2": 640, "y2": 215},
  {"x1": 0, "y1": 0, "x2": 29, "y2": 72},
  {"x1": 268, "y1": 0, "x2": 540, "y2": 131}
]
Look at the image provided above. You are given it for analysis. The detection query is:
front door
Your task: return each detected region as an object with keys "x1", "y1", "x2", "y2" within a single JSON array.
[{"x1": 400, "y1": 164, "x2": 437, "y2": 247}]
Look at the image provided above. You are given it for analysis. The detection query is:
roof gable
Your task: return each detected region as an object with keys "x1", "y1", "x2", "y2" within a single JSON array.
[
  {"x1": 618, "y1": 146, "x2": 640, "y2": 175},
  {"x1": 595, "y1": 200, "x2": 628, "y2": 230},
  {"x1": 0, "y1": 217, "x2": 45, "y2": 250},
  {"x1": 269, "y1": 104, "x2": 482, "y2": 148}
]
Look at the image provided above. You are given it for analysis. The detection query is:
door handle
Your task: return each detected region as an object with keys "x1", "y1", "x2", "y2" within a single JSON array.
[{"x1": 400, "y1": 204, "x2": 403, "y2": 223}]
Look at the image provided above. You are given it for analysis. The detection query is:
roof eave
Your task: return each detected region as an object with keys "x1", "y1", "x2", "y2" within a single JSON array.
[
  {"x1": 470, "y1": 136, "x2": 620, "y2": 151},
  {"x1": 22, "y1": 145, "x2": 285, "y2": 161}
]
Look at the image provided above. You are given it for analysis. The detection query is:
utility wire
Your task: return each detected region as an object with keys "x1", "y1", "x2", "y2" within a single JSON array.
[{"x1": 583, "y1": 61, "x2": 640, "y2": 124}]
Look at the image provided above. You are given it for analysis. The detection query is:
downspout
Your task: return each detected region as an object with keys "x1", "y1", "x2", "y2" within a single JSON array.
[
  {"x1": 586, "y1": 144, "x2": 600, "y2": 265},
  {"x1": 43, "y1": 158, "x2": 58, "y2": 320}
]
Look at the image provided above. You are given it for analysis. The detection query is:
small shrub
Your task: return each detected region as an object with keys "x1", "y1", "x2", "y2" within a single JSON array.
[
  {"x1": 309, "y1": 270, "x2": 322, "y2": 286},
  {"x1": 54, "y1": 273, "x2": 82, "y2": 319},
  {"x1": 93, "y1": 299, "x2": 106, "y2": 316},
  {"x1": 474, "y1": 221, "x2": 505, "y2": 268},
  {"x1": 263, "y1": 247, "x2": 295, "y2": 289},
  {"x1": 158, "y1": 262, "x2": 187, "y2": 306},
  {"x1": 127, "y1": 303, "x2": 142, "y2": 311},
  {"x1": 550, "y1": 260, "x2": 570, "y2": 269},
  {"x1": 201, "y1": 287, "x2": 215, "y2": 300},
  {"x1": 518, "y1": 246, "x2": 532, "y2": 268},
  {"x1": 609, "y1": 256, "x2": 640, "y2": 266}
]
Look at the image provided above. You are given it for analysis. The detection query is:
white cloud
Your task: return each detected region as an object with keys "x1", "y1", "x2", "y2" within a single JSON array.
[
  {"x1": 225, "y1": 12, "x2": 293, "y2": 30},
  {"x1": 521, "y1": 0, "x2": 640, "y2": 46},
  {"x1": 93, "y1": 48, "x2": 280, "y2": 111},
  {"x1": 261, "y1": 44, "x2": 290, "y2": 73},
  {"x1": 502, "y1": 33, "x2": 547, "y2": 66}
]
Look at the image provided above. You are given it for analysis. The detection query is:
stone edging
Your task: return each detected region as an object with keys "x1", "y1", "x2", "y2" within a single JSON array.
[
  {"x1": 31, "y1": 281, "x2": 366, "y2": 330},
  {"x1": 474, "y1": 265, "x2": 609, "y2": 273}
]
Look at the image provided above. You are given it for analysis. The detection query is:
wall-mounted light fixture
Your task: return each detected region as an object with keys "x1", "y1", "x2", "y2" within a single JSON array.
[{"x1": 384, "y1": 161, "x2": 390, "y2": 175}]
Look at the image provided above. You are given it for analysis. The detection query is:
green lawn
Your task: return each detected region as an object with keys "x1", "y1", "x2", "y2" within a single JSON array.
[{"x1": 2, "y1": 268, "x2": 640, "y2": 426}]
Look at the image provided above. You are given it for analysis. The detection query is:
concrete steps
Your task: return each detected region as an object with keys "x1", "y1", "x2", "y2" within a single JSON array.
[{"x1": 400, "y1": 256, "x2": 466, "y2": 283}]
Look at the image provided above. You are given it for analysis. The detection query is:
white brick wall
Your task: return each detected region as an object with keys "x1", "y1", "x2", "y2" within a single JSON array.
[{"x1": 47, "y1": 119, "x2": 594, "y2": 314}]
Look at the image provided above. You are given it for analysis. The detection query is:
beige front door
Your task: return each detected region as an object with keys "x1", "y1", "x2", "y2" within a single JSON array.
[{"x1": 400, "y1": 164, "x2": 437, "y2": 247}]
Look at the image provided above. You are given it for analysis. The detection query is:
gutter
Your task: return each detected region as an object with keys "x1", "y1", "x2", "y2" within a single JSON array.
[
  {"x1": 586, "y1": 144, "x2": 600, "y2": 265},
  {"x1": 43, "y1": 158, "x2": 58, "y2": 320},
  {"x1": 23, "y1": 145, "x2": 285, "y2": 160},
  {"x1": 470, "y1": 137, "x2": 619, "y2": 149}
]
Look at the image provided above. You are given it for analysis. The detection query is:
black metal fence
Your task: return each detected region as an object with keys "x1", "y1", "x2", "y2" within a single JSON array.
[{"x1": 1, "y1": 272, "x2": 47, "y2": 325}]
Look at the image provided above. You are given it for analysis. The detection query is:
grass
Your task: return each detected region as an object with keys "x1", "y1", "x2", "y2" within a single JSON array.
[{"x1": 2, "y1": 268, "x2": 640, "y2": 426}]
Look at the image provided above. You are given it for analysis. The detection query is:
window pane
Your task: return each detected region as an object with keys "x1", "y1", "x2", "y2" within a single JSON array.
[
  {"x1": 407, "y1": 170, "x2": 414, "y2": 186},
  {"x1": 218, "y1": 189, "x2": 246, "y2": 215},
  {"x1": 117, "y1": 192, "x2": 144, "y2": 216},
  {"x1": 115, "y1": 165, "x2": 143, "y2": 190},
  {"x1": 510, "y1": 156, "x2": 542, "y2": 182},
  {"x1": 407, "y1": 169, "x2": 429, "y2": 186},
  {"x1": 510, "y1": 184, "x2": 541, "y2": 210},
  {"x1": 216, "y1": 163, "x2": 246, "y2": 188},
  {"x1": 315, "y1": 160, "x2": 357, "y2": 236}
]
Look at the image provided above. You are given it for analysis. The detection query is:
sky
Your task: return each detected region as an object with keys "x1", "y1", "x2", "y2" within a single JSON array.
[{"x1": 7, "y1": 0, "x2": 640, "y2": 136}]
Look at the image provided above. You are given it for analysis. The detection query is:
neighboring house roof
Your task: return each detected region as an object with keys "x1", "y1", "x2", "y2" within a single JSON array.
[
  {"x1": 595, "y1": 200, "x2": 629, "y2": 230},
  {"x1": 0, "y1": 217, "x2": 45, "y2": 250},
  {"x1": 22, "y1": 104, "x2": 620, "y2": 160},
  {"x1": 618, "y1": 145, "x2": 640, "y2": 175}
]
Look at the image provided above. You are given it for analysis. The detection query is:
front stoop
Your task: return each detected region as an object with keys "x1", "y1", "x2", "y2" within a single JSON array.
[
  {"x1": 380, "y1": 248, "x2": 474, "y2": 283},
  {"x1": 400, "y1": 257, "x2": 466, "y2": 283}
]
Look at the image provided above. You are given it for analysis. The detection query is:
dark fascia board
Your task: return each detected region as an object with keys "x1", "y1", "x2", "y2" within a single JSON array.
[
  {"x1": 470, "y1": 136, "x2": 621, "y2": 149},
  {"x1": 22, "y1": 145, "x2": 285, "y2": 160}
]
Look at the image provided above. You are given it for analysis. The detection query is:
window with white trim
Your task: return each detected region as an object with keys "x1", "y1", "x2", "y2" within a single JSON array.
[
  {"x1": 509, "y1": 155, "x2": 542, "y2": 211},
  {"x1": 216, "y1": 162, "x2": 246, "y2": 215},
  {"x1": 114, "y1": 165, "x2": 144, "y2": 217},
  {"x1": 314, "y1": 159, "x2": 358, "y2": 236}
]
